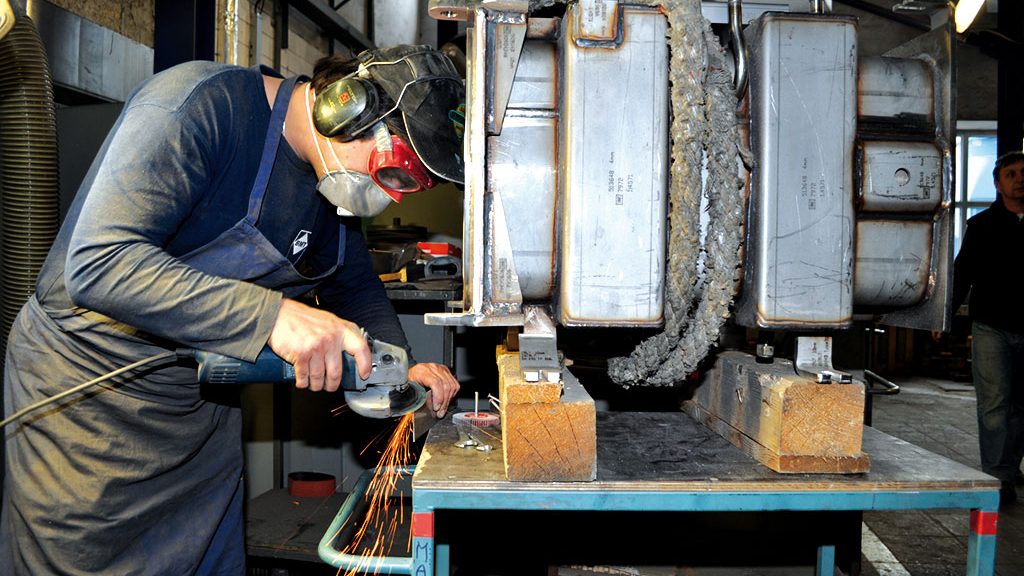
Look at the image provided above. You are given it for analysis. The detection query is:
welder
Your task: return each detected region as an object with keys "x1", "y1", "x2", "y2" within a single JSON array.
[{"x1": 0, "y1": 44, "x2": 462, "y2": 574}]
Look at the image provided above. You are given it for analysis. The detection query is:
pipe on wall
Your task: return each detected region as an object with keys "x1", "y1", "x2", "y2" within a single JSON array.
[{"x1": 0, "y1": 12, "x2": 60, "y2": 343}]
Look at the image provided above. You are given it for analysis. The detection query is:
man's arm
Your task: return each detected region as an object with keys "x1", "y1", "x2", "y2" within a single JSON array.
[
  {"x1": 950, "y1": 218, "x2": 977, "y2": 314},
  {"x1": 314, "y1": 226, "x2": 460, "y2": 415},
  {"x1": 65, "y1": 102, "x2": 280, "y2": 362}
]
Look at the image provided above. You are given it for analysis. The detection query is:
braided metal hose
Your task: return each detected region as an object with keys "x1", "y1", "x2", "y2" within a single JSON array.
[
  {"x1": 643, "y1": 26, "x2": 745, "y2": 386},
  {"x1": 607, "y1": 0, "x2": 747, "y2": 387},
  {"x1": 517, "y1": 0, "x2": 747, "y2": 388}
]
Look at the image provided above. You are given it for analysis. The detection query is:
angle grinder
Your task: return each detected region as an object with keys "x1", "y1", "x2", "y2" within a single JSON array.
[{"x1": 194, "y1": 339, "x2": 426, "y2": 419}]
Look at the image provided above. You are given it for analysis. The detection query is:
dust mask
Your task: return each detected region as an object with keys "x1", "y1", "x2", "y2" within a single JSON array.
[{"x1": 304, "y1": 84, "x2": 395, "y2": 218}]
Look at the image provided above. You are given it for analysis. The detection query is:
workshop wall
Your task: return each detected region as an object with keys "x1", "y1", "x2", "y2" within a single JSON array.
[
  {"x1": 42, "y1": 0, "x2": 154, "y2": 47},
  {"x1": 210, "y1": 0, "x2": 331, "y2": 74},
  {"x1": 209, "y1": 0, "x2": 442, "y2": 76}
]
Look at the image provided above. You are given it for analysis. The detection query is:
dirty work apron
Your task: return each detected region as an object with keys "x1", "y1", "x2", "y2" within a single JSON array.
[{"x1": 1, "y1": 73, "x2": 345, "y2": 575}]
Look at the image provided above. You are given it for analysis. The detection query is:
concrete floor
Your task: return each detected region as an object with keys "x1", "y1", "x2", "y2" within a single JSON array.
[{"x1": 862, "y1": 375, "x2": 1024, "y2": 576}]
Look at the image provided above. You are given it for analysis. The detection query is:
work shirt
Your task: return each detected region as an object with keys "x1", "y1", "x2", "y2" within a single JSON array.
[
  {"x1": 36, "y1": 60, "x2": 406, "y2": 358},
  {"x1": 951, "y1": 196, "x2": 1024, "y2": 335},
  {"x1": 2, "y1": 62, "x2": 407, "y2": 574}
]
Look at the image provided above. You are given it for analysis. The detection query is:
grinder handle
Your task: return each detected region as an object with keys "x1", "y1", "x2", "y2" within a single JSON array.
[{"x1": 195, "y1": 347, "x2": 357, "y2": 389}]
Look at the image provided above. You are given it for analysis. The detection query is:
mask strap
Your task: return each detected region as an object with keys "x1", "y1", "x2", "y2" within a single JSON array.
[
  {"x1": 325, "y1": 131, "x2": 354, "y2": 181},
  {"x1": 372, "y1": 122, "x2": 392, "y2": 153},
  {"x1": 304, "y1": 83, "x2": 337, "y2": 183}
]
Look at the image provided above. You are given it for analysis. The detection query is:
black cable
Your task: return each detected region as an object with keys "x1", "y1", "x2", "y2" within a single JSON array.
[{"x1": 0, "y1": 350, "x2": 183, "y2": 429}]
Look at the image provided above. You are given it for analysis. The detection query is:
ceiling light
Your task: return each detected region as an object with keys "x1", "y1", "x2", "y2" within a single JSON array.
[{"x1": 955, "y1": 0, "x2": 985, "y2": 33}]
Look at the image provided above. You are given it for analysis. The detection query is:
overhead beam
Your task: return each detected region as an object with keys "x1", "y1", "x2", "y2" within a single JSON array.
[
  {"x1": 834, "y1": 0, "x2": 930, "y2": 32},
  {"x1": 286, "y1": 0, "x2": 374, "y2": 51}
]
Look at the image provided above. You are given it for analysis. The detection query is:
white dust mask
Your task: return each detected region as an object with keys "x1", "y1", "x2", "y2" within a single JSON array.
[{"x1": 304, "y1": 84, "x2": 395, "y2": 218}]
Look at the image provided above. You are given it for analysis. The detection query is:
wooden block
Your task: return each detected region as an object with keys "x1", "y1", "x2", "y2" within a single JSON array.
[
  {"x1": 498, "y1": 352, "x2": 596, "y2": 481},
  {"x1": 684, "y1": 351, "x2": 869, "y2": 474}
]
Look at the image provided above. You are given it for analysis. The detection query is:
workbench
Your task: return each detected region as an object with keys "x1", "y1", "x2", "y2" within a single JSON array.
[{"x1": 402, "y1": 411, "x2": 1000, "y2": 576}]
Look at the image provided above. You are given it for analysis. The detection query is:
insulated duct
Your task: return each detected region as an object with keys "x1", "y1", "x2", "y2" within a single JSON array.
[{"x1": 0, "y1": 12, "x2": 60, "y2": 343}]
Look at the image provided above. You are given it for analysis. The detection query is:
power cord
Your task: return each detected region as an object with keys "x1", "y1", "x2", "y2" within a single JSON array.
[{"x1": 0, "y1": 350, "x2": 187, "y2": 429}]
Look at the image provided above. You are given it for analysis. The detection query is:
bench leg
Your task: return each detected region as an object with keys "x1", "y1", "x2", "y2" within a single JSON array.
[
  {"x1": 816, "y1": 543, "x2": 836, "y2": 576},
  {"x1": 967, "y1": 510, "x2": 998, "y2": 576}
]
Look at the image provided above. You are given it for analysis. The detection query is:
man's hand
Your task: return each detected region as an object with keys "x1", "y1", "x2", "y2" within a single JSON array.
[
  {"x1": 267, "y1": 298, "x2": 371, "y2": 392},
  {"x1": 408, "y1": 363, "x2": 460, "y2": 418}
]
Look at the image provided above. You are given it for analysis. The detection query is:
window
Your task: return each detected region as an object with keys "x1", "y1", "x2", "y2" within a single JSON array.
[{"x1": 953, "y1": 123, "x2": 999, "y2": 255}]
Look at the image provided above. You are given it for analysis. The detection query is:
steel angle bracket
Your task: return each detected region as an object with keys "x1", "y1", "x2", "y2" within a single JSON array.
[
  {"x1": 428, "y1": 0, "x2": 528, "y2": 136},
  {"x1": 484, "y1": 8, "x2": 527, "y2": 135},
  {"x1": 794, "y1": 336, "x2": 853, "y2": 384},
  {"x1": 426, "y1": 4, "x2": 527, "y2": 329}
]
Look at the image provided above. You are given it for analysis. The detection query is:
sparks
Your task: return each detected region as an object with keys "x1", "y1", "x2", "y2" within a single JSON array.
[{"x1": 335, "y1": 412, "x2": 417, "y2": 576}]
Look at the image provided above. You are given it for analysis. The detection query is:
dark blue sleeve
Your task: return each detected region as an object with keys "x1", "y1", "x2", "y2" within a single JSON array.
[
  {"x1": 950, "y1": 217, "x2": 977, "y2": 312},
  {"x1": 315, "y1": 223, "x2": 413, "y2": 360},
  {"x1": 63, "y1": 72, "x2": 281, "y2": 361}
]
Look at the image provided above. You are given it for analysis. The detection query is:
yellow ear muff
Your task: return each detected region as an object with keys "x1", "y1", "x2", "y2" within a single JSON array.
[{"x1": 311, "y1": 77, "x2": 381, "y2": 140}]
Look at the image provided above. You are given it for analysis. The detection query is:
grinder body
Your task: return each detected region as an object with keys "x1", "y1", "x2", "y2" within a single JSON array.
[{"x1": 194, "y1": 340, "x2": 425, "y2": 419}]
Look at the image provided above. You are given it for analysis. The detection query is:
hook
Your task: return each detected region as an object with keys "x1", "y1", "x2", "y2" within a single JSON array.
[{"x1": 729, "y1": 0, "x2": 748, "y2": 97}]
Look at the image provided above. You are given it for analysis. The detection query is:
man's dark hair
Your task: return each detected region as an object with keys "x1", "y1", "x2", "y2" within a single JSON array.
[
  {"x1": 993, "y1": 151, "x2": 1024, "y2": 182},
  {"x1": 311, "y1": 55, "x2": 358, "y2": 92}
]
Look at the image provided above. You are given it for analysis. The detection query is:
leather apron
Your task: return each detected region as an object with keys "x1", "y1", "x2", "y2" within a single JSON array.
[{"x1": 2, "y1": 73, "x2": 345, "y2": 575}]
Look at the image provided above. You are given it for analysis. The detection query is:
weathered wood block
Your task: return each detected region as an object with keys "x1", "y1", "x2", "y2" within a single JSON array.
[
  {"x1": 497, "y1": 349, "x2": 596, "y2": 481},
  {"x1": 683, "y1": 351, "x2": 869, "y2": 474}
]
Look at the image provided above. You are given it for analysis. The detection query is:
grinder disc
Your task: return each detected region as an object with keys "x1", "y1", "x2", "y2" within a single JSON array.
[{"x1": 344, "y1": 381, "x2": 427, "y2": 419}]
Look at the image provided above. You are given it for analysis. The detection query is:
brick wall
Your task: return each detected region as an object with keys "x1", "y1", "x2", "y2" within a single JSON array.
[{"x1": 46, "y1": 0, "x2": 154, "y2": 46}]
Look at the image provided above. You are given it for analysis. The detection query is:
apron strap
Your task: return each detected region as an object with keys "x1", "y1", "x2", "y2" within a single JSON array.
[{"x1": 245, "y1": 75, "x2": 306, "y2": 225}]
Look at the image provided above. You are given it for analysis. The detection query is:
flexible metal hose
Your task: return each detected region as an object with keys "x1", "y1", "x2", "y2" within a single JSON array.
[
  {"x1": 0, "y1": 14, "x2": 60, "y2": 344},
  {"x1": 608, "y1": 0, "x2": 747, "y2": 387}
]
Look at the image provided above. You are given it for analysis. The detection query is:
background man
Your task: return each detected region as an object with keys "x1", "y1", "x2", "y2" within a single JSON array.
[{"x1": 947, "y1": 150, "x2": 1024, "y2": 506}]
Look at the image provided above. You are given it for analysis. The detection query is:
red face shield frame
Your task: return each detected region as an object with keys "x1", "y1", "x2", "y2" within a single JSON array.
[{"x1": 367, "y1": 134, "x2": 436, "y2": 201}]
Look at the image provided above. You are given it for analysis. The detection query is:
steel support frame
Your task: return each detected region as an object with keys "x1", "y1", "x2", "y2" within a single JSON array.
[{"x1": 410, "y1": 488, "x2": 999, "y2": 576}]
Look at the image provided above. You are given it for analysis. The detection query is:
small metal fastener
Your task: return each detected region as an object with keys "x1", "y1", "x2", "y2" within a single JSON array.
[{"x1": 455, "y1": 430, "x2": 479, "y2": 448}]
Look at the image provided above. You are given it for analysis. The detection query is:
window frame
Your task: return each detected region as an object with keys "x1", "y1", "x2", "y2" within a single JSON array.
[{"x1": 953, "y1": 121, "x2": 999, "y2": 255}]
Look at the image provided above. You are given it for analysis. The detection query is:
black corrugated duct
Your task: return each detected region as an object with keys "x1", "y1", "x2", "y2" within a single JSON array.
[{"x1": 0, "y1": 13, "x2": 60, "y2": 344}]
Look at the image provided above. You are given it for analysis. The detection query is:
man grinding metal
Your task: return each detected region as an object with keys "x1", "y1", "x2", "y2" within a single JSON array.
[{"x1": 1, "y1": 44, "x2": 463, "y2": 573}]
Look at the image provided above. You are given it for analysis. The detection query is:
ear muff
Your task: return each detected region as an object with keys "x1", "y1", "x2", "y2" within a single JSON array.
[{"x1": 311, "y1": 77, "x2": 382, "y2": 140}]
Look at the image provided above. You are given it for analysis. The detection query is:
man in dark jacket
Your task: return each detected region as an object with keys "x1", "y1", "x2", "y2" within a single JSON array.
[{"x1": 949, "y1": 150, "x2": 1024, "y2": 506}]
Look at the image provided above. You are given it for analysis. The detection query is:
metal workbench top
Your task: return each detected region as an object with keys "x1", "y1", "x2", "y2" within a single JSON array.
[
  {"x1": 412, "y1": 410, "x2": 998, "y2": 500},
  {"x1": 406, "y1": 411, "x2": 999, "y2": 575}
]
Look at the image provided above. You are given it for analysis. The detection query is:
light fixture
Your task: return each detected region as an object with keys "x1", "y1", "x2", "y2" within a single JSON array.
[
  {"x1": 0, "y1": 0, "x2": 14, "y2": 42},
  {"x1": 955, "y1": 0, "x2": 985, "y2": 34}
]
